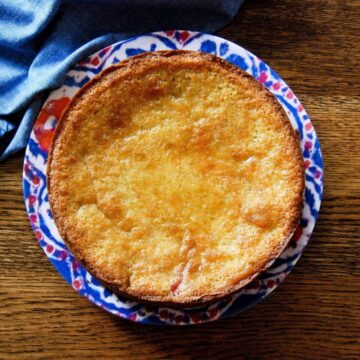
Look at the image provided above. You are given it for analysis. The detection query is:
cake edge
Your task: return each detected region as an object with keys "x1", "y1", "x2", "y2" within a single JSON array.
[{"x1": 47, "y1": 50, "x2": 305, "y2": 307}]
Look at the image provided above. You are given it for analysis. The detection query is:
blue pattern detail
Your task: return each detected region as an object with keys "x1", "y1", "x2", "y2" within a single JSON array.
[
  {"x1": 225, "y1": 54, "x2": 248, "y2": 70},
  {"x1": 312, "y1": 140, "x2": 324, "y2": 173},
  {"x1": 125, "y1": 48, "x2": 146, "y2": 57},
  {"x1": 152, "y1": 34, "x2": 177, "y2": 49},
  {"x1": 200, "y1": 40, "x2": 217, "y2": 54},
  {"x1": 248, "y1": 54, "x2": 259, "y2": 80},
  {"x1": 220, "y1": 43, "x2": 229, "y2": 56},
  {"x1": 28, "y1": 138, "x2": 46, "y2": 158},
  {"x1": 305, "y1": 187, "x2": 318, "y2": 218},
  {"x1": 72, "y1": 65, "x2": 106, "y2": 75}
]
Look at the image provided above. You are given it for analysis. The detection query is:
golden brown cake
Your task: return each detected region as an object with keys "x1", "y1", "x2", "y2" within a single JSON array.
[{"x1": 47, "y1": 50, "x2": 304, "y2": 306}]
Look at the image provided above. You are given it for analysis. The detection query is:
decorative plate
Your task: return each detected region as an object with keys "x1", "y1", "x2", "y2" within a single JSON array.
[{"x1": 23, "y1": 31, "x2": 323, "y2": 325}]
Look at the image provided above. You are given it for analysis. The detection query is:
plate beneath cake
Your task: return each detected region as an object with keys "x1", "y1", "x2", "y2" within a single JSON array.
[{"x1": 23, "y1": 30, "x2": 323, "y2": 325}]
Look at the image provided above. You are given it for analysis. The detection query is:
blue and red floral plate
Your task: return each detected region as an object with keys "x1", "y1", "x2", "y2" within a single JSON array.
[{"x1": 23, "y1": 31, "x2": 323, "y2": 325}]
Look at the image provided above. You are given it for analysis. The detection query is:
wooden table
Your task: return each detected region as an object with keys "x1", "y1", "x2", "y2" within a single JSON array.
[{"x1": 1, "y1": 0, "x2": 359, "y2": 358}]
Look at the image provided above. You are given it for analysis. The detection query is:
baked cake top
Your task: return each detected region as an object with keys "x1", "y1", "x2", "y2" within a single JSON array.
[{"x1": 48, "y1": 50, "x2": 304, "y2": 305}]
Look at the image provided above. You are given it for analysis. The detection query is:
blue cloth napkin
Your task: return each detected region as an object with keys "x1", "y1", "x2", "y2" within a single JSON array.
[{"x1": 0, "y1": 0, "x2": 243, "y2": 161}]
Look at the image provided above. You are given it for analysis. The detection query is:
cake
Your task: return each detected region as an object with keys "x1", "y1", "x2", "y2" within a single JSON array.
[{"x1": 47, "y1": 50, "x2": 304, "y2": 306}]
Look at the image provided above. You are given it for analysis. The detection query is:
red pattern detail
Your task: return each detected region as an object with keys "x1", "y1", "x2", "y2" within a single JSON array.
[
  {"x1": 31, "y1": 175, "x2": 40, "y2": 185},
  {"x1": 258, "y1": 71, "x2": 268, "y2": 83},
  {"x1": 46, "y1": 245, "x2": 54, "y2": 253},
  {"x1": 59, "y1": 250, "x2": 68, "y2": 260},
  {"x1": 24, "y1": 163, "x2": 31, "y2": 174},
  {"x1": 272, "y1": 82, "x2": 281, "y2": 90},
  {"x1": 298, "y1": 104, "x2": 304, "y2": 112},
  {"x1": 315, "y1": 170, "x2": 322, "y2": 179},
  {"x1": 73, "y1": 279, "x2": 82, "y2": 290},
  {"x1": 91, "y1": 57, "x2": 100, "y2": 66},
  {"x1": 286, "y1": 91, "x2": 294, "y2": 99},
  {"x1": 292, "y1": 224, "x2": 303, "y2": 242},
  {"x1": 28, "y1": 195, "x2": 36, "y2": 205},
  {"x1": 72, "y1": 260, "x2": 80, "y2": 270},
  {"x1": 267, "y1": 280, "x2": 276, "y2": 288},
  {"x1": 129, "y1": 313, "x2": 137, "y2": 321},
  {"x1": 29, "y1": 214, "x2": 37, "y2": 223},
  {"x1": 165, "y1": 30, "x2": 175, "y2": 37},
  {"x1": 179, "y1": 31, "x2": 190, "y2": 43},
  {"x1": 34, "y1": 97, "x2": 70, "y2": 152},
  {"x1": 305, "y1": 122, "x2": 312, "y2": 131},
  {"x1": 35, "y1": 231, "x2": 42, "y2": 240},
  {"x1": 304, "y1": 160, "x2": 311, "y2": 169},
  {"x1": 304, "y1": 141, "x2": 312, "y2": 151},
  {"x1": 101, "y1": 46, "x2": 111, "y2": 55}
]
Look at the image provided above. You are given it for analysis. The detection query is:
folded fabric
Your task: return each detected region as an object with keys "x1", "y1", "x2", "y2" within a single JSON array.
[{"x1": 0, "y1": 0, "x2": 244, "y2": 161}]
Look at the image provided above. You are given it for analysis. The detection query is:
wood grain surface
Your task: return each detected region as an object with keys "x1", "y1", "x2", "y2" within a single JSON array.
[{"x1": 1, "y1": 0, "x2": 359, "y2": 358}]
